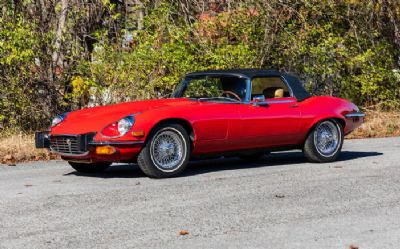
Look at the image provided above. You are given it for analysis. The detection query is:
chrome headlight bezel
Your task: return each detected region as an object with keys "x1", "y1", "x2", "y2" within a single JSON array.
[
  {"x1": 117, "y1": 116, "x2": 135, "y2": 136},
  {"x1": 51, "y1": 112, "x2": 69, "y2": 127},
  {"x1": 100, "y1": 115, "x2": 136, "y2": 138}
]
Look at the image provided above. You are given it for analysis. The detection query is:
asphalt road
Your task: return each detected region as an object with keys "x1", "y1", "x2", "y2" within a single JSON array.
[{"x1": 1, "y1": 137, "x2": 400, "y2": 249}]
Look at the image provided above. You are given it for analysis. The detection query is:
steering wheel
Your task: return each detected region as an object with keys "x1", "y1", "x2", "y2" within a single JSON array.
[{"x1": 220, "y1": 90, "x2": 242, "y2": 102}]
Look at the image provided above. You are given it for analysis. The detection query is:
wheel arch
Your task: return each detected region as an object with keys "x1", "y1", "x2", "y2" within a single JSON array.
[
  {"x1": 304, "y1": 116, "x2": 346, "y2": 143},
  {"x1": 145, "y1": 118, "x2": 195, "y2": 147}
]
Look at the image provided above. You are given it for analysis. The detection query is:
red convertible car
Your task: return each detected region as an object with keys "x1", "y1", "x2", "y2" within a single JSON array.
[{"x1": 36, "y1": 69, "x2": 364, "y2": 178}]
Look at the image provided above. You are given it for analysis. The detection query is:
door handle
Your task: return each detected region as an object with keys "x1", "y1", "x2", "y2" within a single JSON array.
[{"x1": 289, "y1": 103, "x2": 299, "y2": 108}]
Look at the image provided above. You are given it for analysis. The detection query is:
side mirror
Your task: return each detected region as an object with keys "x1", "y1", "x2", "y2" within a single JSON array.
[
  {"x1": 252, "y1": 95, "x2": 269, "y2": 106},
  {"x1": 252, "y1": 95, "x2": 265, "y2": 102}
]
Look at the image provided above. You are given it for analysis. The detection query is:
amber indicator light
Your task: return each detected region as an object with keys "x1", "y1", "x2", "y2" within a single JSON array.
[
  {"x1": 95, "y1": 145, "x2": 116, "y2": 155},
  {"x1": 132, "y1": 130, "x2": 145, "y2": 137}
]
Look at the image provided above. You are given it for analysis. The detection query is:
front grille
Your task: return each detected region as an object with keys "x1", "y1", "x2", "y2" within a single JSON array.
[{"x1": 50, "y1": 135, "x2": 87, "y2": 155}]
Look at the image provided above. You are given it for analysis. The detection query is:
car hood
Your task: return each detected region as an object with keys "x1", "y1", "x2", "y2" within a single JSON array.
[{"x1": 51, "y1": 98, "x2": 196, "y2": 135}]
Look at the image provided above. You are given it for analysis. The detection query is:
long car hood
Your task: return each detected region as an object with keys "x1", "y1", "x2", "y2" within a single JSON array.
[{"x1": 51, "y1": 98, "x2": 196, "y2": 134}]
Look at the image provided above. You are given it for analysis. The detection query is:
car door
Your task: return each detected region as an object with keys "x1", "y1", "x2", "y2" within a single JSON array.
[
  {"x1": 190, "y1": 102, "x2": 242, "y2": 154},
  {"x1": 238, "y1": 76, "x2": 302, "y2": 149}
]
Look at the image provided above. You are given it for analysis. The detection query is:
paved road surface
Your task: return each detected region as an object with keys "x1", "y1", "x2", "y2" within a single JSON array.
[{"x1": 1, "y1": 137, "x2": 400, "y2": 249}]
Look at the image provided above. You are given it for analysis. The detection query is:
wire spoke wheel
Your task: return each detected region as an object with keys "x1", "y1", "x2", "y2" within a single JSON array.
[
  {"x1": 314, "y1": 121, "x2": 340, "y2": 156},
  {"x1": 138, "y1": 124, "x2": 190, "y2": 178},
  {"x1": 150, "y1": 129, "x2": 185, "y2": 171}
]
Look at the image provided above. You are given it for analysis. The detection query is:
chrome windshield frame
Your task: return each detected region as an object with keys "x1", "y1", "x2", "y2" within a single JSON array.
[{"x1": 172, "y1": 74, "x2": 251, "y2": 103}]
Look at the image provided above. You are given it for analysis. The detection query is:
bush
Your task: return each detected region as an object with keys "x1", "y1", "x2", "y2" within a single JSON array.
[{"x1": 1, "y1": 0, "x2": 399, "y2": 132}]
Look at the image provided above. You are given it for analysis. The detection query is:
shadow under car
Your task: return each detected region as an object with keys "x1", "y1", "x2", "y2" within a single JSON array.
[{"x1": 63, "y1": 150, "x2": 383, "y2": 179}]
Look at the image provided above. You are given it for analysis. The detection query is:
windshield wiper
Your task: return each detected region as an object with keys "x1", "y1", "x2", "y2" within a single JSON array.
[{"x1": 197, "y1": 97, "x2": 240, "y2": 103}]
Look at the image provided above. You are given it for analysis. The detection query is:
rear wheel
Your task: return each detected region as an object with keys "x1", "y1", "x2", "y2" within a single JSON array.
[
  {"x1": 68, "y1": 161, "x2": 111, "y2": 173},
  {"x1": 137, "y1": 124, "x2": 191, "y2": 178},
  {"x1": 303, "y1": 119, "x2": 343, "y2": 163}
]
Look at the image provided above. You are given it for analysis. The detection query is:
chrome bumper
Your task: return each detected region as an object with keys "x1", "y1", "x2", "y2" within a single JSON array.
[{"x1": 344, "y1": 112, "x2": 365, "y2": 118}]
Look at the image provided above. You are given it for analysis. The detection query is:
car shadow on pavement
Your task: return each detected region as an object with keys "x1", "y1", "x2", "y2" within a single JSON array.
[
  {"x1": 64, "y1": 164, "x2": 146, "y2": 178},
  {"x1": 64, "y1": 150, "x2": 382, "y2": 179},
  {"x1": 339, "y1": 151, "x2": 383, "y2": 161},
  {"x1": 180, "y1": 150, "x2": 383, "y2": 177}
]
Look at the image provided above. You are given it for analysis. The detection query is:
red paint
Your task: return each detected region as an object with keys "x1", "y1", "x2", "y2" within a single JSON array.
[{"x1": 51, "y1": 96, "x2": 363, "y2": 162}]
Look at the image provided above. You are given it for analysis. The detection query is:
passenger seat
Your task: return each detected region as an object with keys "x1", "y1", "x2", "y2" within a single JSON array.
[{"x1": 263, "y1": 87, "x2": 284, "y2": 98}]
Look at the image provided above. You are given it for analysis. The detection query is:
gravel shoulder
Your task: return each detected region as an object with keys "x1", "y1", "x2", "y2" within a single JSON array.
[{"x1": 1, "y1": 137, "x2": 400, "y2": 249}]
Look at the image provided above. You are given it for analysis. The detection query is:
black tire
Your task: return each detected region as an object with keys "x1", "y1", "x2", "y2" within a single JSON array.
[
  {"x1": 137, "y1": 123, "x2": 191, "y2": 178},
  {"x1": 303, "y1": 119, "x2": 344, "y2": 163},
  {"x1": 68, "y1": 161, "x2": 111, "y2": 173}
]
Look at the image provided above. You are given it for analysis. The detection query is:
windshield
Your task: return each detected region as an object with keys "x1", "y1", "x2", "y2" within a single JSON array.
[{"x1": 172, "y1": 75, "x2": 247, "y2": 102}]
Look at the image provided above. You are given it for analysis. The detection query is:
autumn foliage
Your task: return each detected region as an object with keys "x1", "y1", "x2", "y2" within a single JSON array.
[{"x1": 0, "y1": 0, "x2": 400, "y2": 132}]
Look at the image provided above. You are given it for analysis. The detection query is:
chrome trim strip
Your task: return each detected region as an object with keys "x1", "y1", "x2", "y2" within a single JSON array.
[
  {"x1": 279, "y1": 75, "x2": 295, "y2": 98},
  {"x1": 266, "y1": 99, "x2": 296, "y2": 104},
  {"x1": 66, "y1": 159, "x2": 93, "y2": 164},
  {"x1": 344, "y1": 112, "x2": 365, "y2": 118},
  {"x1": 252, "y1": 99, "x2": 296, "y2": 106},
  {"x1": 197, "y1": 101, "x2": 247, "y2": 105},
  {"x1": 50, "y1": 147, "x2": 90, "y2": 157},
  {"x1": 89, "y1": 140, "x2": 145, "y2": 146},
  {"x1": 50, "y1": 134, "x2": 80, "y2": 137}
]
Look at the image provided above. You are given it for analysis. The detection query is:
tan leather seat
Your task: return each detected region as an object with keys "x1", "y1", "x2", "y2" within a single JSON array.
[
  {"x1": 274, "y1": 88, "x2": 284, "y2": 98},
  {"x1": 263, "y1": 87, "x2": 284, "y2": 98}
]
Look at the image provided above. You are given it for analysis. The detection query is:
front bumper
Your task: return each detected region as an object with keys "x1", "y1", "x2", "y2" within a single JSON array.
[
  {"x1": 35, "y1": 131, "x2": 51, "y2": 149},
  {"x1": 344, "y1": 111, "x2": 365, "y2": 119},
  {"x1": 343, "y1": 111, "x2": 365, "y2": 135},
  {"x1": 35, "y1": 131, "x2": 144, "y2": 163}
]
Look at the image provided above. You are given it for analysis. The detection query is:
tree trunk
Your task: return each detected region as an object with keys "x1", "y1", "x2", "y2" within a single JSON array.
[
  {"x1": 52, "y1": 0, "x2": 68, "y2": 71},
  {"x1": 135, "y1": 0, "x2": 144, "y2": 30},
  {"x1": 125, "y1": 0, "x2": 144, "y2": 31}
]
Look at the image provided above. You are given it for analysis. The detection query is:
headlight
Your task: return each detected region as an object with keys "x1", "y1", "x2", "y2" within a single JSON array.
[
  {"x1": 101, "y1": 115, "x2": 135, "y2": 137},
  {"x1": 51, "y1": 112, "x2": 69, "y2": 127}
]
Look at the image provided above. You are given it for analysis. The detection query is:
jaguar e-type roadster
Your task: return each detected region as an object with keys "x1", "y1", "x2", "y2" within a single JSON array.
[{"x1": 35, "y1": 69, "x2": 364, "y2": 178}]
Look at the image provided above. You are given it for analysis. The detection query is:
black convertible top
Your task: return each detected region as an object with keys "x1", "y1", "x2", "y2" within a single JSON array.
[{"x1": 185, "y1": 69, "x2": 311, "y2": 102}]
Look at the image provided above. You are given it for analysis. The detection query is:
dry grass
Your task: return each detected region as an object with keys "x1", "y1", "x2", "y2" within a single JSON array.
[
  {"x1": 0, "y1": 110, "x2": 399, "y2": 165},
  {"x1": 0, "y1": 133, "x2": 57, "y2": 165},
  {"x1": 347, "y1": 110, "x2": 400, "y2": 139}
]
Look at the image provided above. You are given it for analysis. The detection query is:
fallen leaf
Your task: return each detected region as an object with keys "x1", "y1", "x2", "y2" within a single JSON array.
[
  {"x1": 349, "y1": 245, "x2": 359, "y2": 249},
  {"x1": 275, "y1": 194, "x2": 285, "y2": 198},
  {"x1": 7, "y1": 163, "x2": 16, "y2": 166},
  {"x1": 24, "y1": 184, "x2": 33, "y2": 187},
  {"x1": 179, "y1": 230, "x2": 189, "y2": 235}
]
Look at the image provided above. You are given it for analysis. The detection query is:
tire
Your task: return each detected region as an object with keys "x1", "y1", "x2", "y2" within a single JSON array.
[
  {"x1": 68, "y1": 161, "x2": 111, "y2": 173},
  {"x1": 303, "y1": 119, "x2": 344, "y2": 163},
  {"x1": 137, "y1": 123, "x2": 191, "y2": 178}
]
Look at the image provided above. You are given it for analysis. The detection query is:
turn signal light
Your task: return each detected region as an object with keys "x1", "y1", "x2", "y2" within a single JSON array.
[
  {"x1": 95, "y1": 146, "x2": 116, "y2": 155},
  {"x1": 132, "y1": 130, "x2": 145, "y2": 137}
]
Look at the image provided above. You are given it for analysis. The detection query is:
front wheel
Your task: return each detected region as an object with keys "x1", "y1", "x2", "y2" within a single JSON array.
[
  {"x1": 137, "y1": 124, "x2": 191, "y2": 178},
  {"x1": 68, "y1": 161, "x2": 111, "y2": 173},
  {"x1": 303, "y1": 119, "x2": 344, "y2": 163}
]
